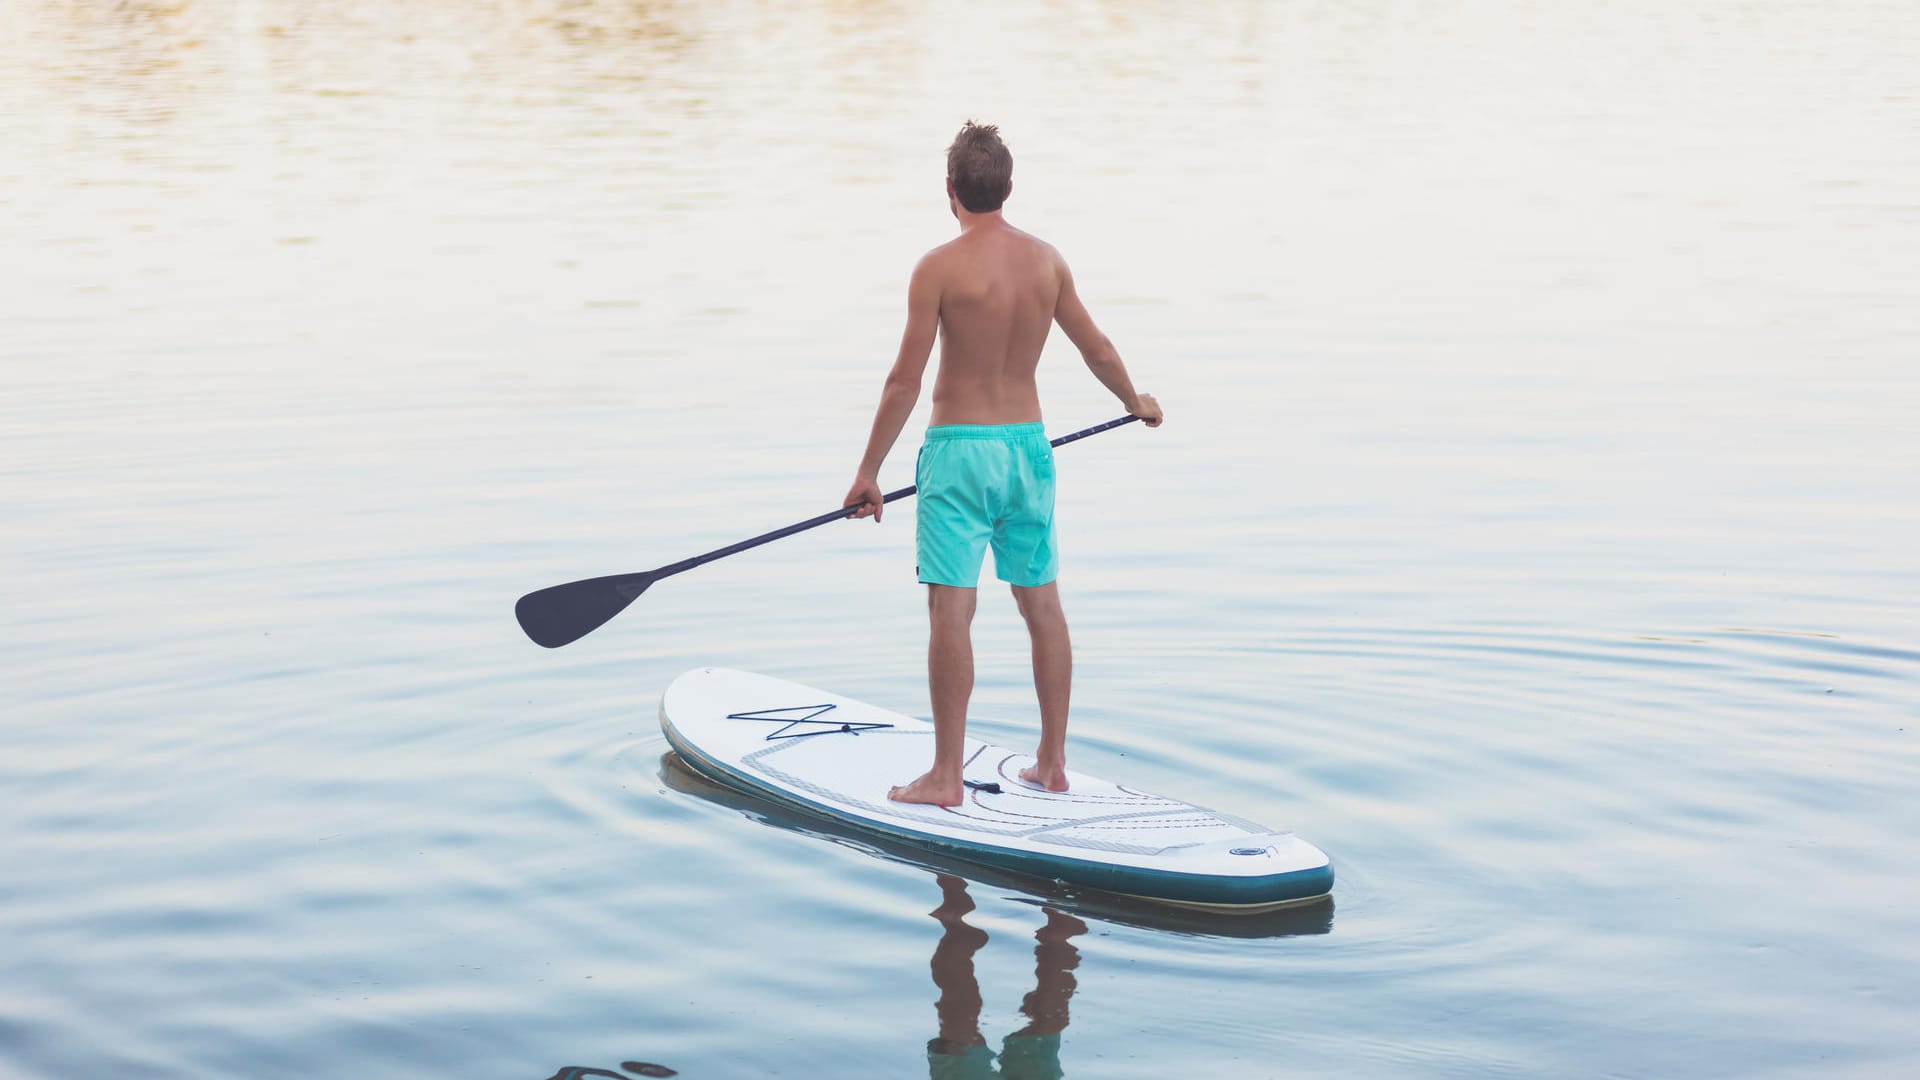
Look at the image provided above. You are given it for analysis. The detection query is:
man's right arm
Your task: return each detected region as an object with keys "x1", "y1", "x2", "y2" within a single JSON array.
[
  {"x1": 844, "y1": 254, "x2": 942, "y2": 521},
  {"x1": 1052, "y1": 255, "x2": 1162, "y2": 426}
]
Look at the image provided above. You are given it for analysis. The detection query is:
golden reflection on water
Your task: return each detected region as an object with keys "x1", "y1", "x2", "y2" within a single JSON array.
[
  {"x1": 25, "y1": 1, "x2": 211, "y2": 131},
  {"x1": 18, "y1": 0, "x2": 710, "y2": 120},
  {"x1": 13, "y1": 1, "x2": 929, "y2": 94}
]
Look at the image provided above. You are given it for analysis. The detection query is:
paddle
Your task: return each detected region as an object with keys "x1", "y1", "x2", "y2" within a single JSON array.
[{"x1": 515, "y1": 414, "x2": 1144, "y2": 648}]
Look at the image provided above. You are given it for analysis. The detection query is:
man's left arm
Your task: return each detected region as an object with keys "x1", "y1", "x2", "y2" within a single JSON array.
[{"x1": 844, "y1": 256, "x2": 940, "y2": 521}]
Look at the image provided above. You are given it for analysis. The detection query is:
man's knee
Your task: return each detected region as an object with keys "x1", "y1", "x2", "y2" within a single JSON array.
[
  {"x1": 927, "y1": 585, "x2": 977, "y2": 625},
  {"x1": 1011, "y1": 583, "x2": 1063, "y2": 624}
]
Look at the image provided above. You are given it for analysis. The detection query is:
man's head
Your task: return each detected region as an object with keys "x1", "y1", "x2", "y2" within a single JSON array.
[{"x1": 946, "y1": 121, "x2": 1012, "y2": 214}]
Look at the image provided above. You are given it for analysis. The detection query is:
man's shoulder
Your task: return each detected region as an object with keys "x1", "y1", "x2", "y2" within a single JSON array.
[
  {"x1": 1016, "y1": 230, "x2": 1067, "y2": 275},
  {"x1": 996, "y1": 220, "x2": 1058, "y2": 251},
  {"x1": 919, "y1": 235, "x2": 962, "y2": 262},
  {"x1": 1006, "y1": 222, "x2": 1055, "y2": 247},
  {"x1": 910, "y1": 237, "x2": 966, "y2": 281}
]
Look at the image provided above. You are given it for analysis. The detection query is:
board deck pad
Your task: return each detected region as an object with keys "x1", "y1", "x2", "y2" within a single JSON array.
[{"x1": 660, "y1": 668, "x2": 1333, "y2": 911}]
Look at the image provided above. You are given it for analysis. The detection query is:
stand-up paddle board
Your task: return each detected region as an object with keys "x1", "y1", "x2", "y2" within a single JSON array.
[{"x1": 661, "y1": 668, "x2": 1333, "y2": 912}]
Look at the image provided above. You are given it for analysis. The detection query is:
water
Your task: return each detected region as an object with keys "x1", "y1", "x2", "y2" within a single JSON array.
[{"x1": 4, "y1": 2, "x2": 1917, "y2": 1077}]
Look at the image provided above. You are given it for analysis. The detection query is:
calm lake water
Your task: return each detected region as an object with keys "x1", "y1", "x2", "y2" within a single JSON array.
[{"x1": 4, "y1": 2, "x2": 1917, "y2": 1077}]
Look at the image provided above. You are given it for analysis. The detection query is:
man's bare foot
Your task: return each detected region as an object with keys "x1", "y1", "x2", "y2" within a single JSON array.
[
  {"x1": 1019, "y1": 763, "x2": 1069, "y2": 792},
  {"x1": 889, "y1": 771, "x2": 964, "y2": 806}
]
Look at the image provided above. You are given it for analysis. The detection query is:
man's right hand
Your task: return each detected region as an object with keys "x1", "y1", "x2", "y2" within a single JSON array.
[
  {"x1": 1130, "y1": 393, "x2": 1164, "y2": 427},
  {"x1": 844, "y1": 476, "x2": 886, "y2": 522}
]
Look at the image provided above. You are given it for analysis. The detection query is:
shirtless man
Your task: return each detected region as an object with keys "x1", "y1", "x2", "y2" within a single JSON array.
[{"x1": 843, "y1": 121, "x2": 1163, "y2": 807}]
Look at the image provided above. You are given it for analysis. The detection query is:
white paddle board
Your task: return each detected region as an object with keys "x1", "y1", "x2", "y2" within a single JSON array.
[{"x1": 660, "y1": 668, "x2": 1333, "y2": 912}]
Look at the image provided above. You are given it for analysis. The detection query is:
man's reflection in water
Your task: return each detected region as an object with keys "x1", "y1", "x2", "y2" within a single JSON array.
[{"x1": 925, "y1": 874, "x2": 1084, "y2": 1080}]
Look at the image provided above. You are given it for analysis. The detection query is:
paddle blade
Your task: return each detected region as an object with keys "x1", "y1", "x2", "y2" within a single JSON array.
[{"x1": 515, "y1": 573, "x2": 655, "y2": 648}]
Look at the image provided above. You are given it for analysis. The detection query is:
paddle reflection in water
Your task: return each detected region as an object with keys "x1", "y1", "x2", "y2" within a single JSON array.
[
  {"x1": 926, "y1": 874, "x2": 1082, "y2": 1080},
  {"x1": 539, "y1": 1060, "x2": 676, "y2": 1079}
]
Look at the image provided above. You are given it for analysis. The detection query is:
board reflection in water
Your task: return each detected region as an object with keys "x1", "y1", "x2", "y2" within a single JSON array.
[{"x1": 657, "y1": 751, "x2": 1335, "y2": 939}]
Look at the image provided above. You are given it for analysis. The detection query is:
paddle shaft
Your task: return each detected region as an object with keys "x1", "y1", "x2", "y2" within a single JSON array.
[
  {"x1": 648, "y1": 414, "x2": 1142, "y2": 583},
  {"x1": 514, "y1": 413, "x2": 1146, "y2": 647}
]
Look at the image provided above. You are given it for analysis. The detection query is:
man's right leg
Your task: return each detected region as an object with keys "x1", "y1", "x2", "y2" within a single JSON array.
[
  {"x1": 889, "y1": 583, "x2": 977, "y2": 806},
  {"x1": 1011, "y1": 582, "x2": 1071, "y2": 792}
]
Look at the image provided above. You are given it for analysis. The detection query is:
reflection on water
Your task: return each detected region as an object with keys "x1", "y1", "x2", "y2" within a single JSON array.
[
  {"x1": 658, "y1": 751, "x2": 1336, "y2": 939},
  {"x1": 540, "y1": 1060, "x2": 677, "y2": 1080},
  {"x1": 926, "y1": 875, "x2": 1080, "y2": 1080}
]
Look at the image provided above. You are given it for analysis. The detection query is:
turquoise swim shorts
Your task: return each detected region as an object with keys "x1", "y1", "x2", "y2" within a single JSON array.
[{"x1": 916, "y1": 422, "x2": 1058, "y2": 589}]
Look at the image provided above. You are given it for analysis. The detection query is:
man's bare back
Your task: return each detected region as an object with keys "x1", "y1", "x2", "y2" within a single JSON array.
[{"x1": 920, "y1": 222, "x2": 1058, "y2": 427}]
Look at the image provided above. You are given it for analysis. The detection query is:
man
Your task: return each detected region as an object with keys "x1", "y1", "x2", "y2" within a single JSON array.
[{"x1": 843, "y1": 121, "x2": 1163, "y2": 808}]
